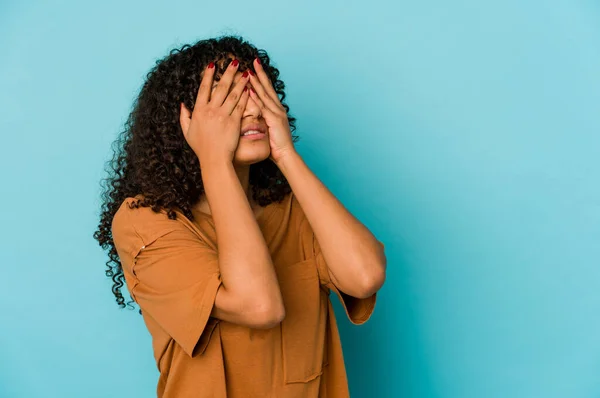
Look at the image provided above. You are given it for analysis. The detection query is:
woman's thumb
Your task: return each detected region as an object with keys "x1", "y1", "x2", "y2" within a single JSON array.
[{"x1": 179, "y1": 102, "x2": 191, "y2": 135}]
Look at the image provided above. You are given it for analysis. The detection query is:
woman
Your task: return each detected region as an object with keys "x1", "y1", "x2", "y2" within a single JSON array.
[{"x1": 94, "y1": 35, "x2": 386, "y2": 398}]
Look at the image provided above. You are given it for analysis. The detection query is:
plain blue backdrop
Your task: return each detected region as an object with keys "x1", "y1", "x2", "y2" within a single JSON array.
[{"x1": 1, "y1": 1, "x2": 599, "y2": 397}]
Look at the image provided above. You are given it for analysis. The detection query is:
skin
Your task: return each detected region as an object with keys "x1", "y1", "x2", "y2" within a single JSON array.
[
  {"x1": 180, "y1": 56, "x2": 270, "y2": 216},
  {"x1": 178, "y1": 56, "x2": 387, "y2": 329}
]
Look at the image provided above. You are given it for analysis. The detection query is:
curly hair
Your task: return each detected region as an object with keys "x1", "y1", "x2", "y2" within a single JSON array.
[{"x1": 92, "y1": 34, "x2": 299, "y2": 312}]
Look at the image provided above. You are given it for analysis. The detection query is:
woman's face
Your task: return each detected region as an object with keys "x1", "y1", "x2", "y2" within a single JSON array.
[{"x1": 211, "y1": 69, "x2": 271, "y2": 167}]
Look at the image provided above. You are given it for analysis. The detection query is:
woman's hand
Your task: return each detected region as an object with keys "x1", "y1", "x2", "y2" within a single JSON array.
[
  {"x1": 179, "y1": 59, "x2": 251, "y2": 167},
  {"x1": 248, "y1": 58, "x2": 296, "y2": 164}
]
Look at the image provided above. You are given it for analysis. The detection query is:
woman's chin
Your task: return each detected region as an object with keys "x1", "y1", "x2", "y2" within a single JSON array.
[{"x1": 233, "y1": 145, "x2": 271, "y2": 166}]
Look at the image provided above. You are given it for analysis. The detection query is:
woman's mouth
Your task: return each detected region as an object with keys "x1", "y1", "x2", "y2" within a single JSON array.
[{"x1": 241, "y1": 130, "x2": 266, "y2": 140}]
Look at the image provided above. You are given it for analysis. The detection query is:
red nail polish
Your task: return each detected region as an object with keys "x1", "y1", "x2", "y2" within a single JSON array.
[
  {"x1": 232, "y1": 59, "x2": 239, "y2": 67},
  {"x1": 255, "y1": 58, "x2": 261, "y2": 65},
  {"x1": 242, "y1": 71, "x2": 249, "y2": 78},
  {"x1": 208, "y1": 62, "x2": 215, "y2": 69},
  {"x1": 244, "y1": 87, "x2": 248, "y2": 92},
  {"x1": 248, "y1": 69, "x2": 254, "y2": 76}
]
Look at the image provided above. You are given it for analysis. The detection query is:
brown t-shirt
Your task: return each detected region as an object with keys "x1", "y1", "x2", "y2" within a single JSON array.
[{"x1": 111, "y1": 191, "x2": 381, "y2": 397}]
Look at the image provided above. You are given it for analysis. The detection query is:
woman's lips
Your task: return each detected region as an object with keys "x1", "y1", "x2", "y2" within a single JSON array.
[
  {"x1": 242, "y1": 130, "x2": 267, "y2": 140},
  {"x1": 241, "y1": 131, "x2": 266, "y2": 140}
]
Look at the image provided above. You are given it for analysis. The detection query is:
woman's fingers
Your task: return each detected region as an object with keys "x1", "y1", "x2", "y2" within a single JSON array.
[
  {"x1": 231, "y1": 85, "x2": 251, "y2": 119},
  {"x1": 195, "y1": 62, "x2": 215, "y2": 106},
  {"x1": 248, "y1": 86, "x2": 279, "y2": 120},
  {"x1": 210, "y1": 59, "x2": 240, "y2": 107},
  {"x1": 252, "y1": 58, "x2": 284, "y2": 110},
  {"x1": 248, "y1": 73, "x2": 284, "y2": 115},
  {"x1": 248, "y1": 87, "x2": 266, "y2": 110},
  {"x1": 222, "y1": 71, "x2": 251, "y2": 115}
]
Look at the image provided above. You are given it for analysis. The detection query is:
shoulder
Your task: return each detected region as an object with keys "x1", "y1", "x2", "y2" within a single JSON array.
[
  {"x1": 267, "y1": 191, "x2": 309, "y2": 233},
  {"x1": 275, "y1": 190, "x2": 304, "y2": 220},
  {"x1": 112, "y1": 196, "x2": 174, "y2": 230},
  {"x1": 111, "y1": 196, "x2": 193, "y2": 254},
  {"x1": 277, "y1": 191, "x2": 315, "y2": 255}
]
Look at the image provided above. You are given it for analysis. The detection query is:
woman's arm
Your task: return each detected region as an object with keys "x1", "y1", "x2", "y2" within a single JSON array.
[
  {"x1": 179, "y1": 59, "x2": 284, "y2": 329},
  {"x1": 244, "y1": 57, "x2": 385, "y2": 299},
  {"x1": 276, "y1": 150, "x2": 386, "y2": 299},
  {"x1": 202, "y1": 160, "x2": 285, "y2": 329}
]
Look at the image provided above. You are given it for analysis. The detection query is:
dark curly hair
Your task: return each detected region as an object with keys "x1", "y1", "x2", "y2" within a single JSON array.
[{"x1": 93, "y1": 34, "x2": 299, "y2": 311}]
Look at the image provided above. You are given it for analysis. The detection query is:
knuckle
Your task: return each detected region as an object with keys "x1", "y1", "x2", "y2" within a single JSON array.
[{"x1": 204, "y1": 108, "x2": 215, "y2": 118}]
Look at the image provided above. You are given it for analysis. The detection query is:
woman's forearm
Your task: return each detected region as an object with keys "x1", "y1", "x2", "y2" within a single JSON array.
[
  {"x1": 276, "y1": 151, "x2": 386, "y2": 299},
  {"x1": 201, "y1": 160, "x2": 285, "y2": 328}
]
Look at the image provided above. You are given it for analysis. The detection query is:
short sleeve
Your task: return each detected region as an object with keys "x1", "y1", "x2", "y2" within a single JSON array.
[
  {"x1": 111, "y1": 200, "x2": 222, "y2": 357},
  {"x1": 293, "y1": 198, "x2": 384, "y2": 325},
  {"x1": 312, "y1": 232, "x2": 381, "y2": 325}
]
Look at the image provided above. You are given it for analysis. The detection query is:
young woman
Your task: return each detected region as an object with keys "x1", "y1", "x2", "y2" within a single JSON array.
[{"x1": 94, "y1": 35, "x2": 386, "y2": 398}]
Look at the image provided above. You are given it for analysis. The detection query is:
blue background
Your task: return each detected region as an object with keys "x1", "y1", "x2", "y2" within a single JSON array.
[{"x1": 1, "y1": 1, "x2": 599, "y2": 397}]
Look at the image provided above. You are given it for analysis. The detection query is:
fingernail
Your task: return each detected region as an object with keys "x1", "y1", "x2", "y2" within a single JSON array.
[
  {"x1": 232, "y1": 59, "x2": 239, "y2": 67},
  {"x1": 244, "y1": 87, "x2": 248, "y2": 92},
  {"x1": 251, "y1": 87, "x2": 256, "y2": 94},
  {"x1": 242, "y1": 71, "x2": 249, "y2": 78},
  {"x1": 208, "y1": 62, "x2": 215, "y2": 69},
  {"x1": 255, "y1": 58, "x2": 261, "y2": 65},
  {"x1": 248, "y1": 70, "x2": 254, "y2": 76}
]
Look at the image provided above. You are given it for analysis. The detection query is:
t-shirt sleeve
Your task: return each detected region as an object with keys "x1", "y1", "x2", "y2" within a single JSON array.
[
  {"x1": 302, "y1": 216, "x2": 383, "y2": 325},
  {"x1": 111, "y1": 201, "x2": 222, "y2": 358}
]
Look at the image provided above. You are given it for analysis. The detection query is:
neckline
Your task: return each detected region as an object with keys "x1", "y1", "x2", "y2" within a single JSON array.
[
  {"x1": 193, "y1": 201, "x2": 279, "y2": 222},
  {"x1": 131, "y1": 193, "x2": 285, "y2": 224}
]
